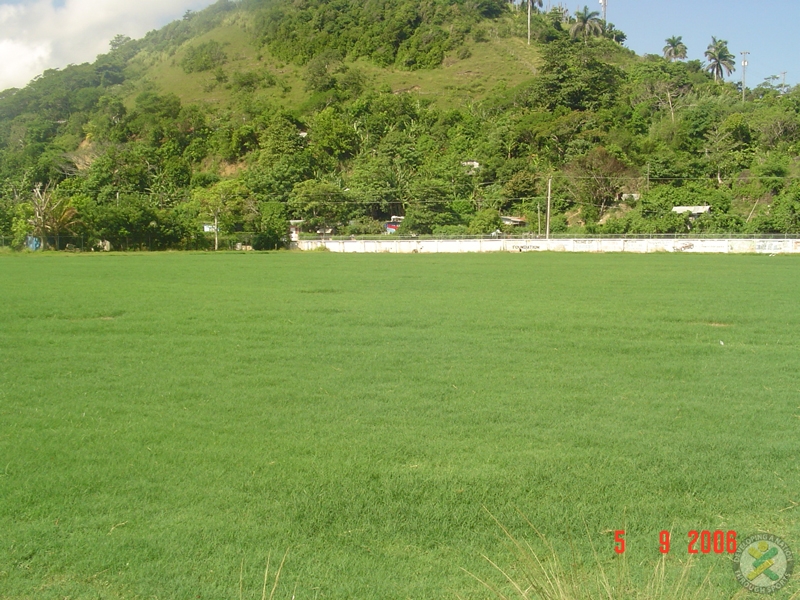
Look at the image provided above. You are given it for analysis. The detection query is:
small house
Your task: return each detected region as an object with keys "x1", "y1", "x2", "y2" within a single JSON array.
[
  {"x1": 500, "y1": 216, "x2": 527, "y2": 227},
  {"x1": 671, "y1": 206, "x2": 712, "y2": 218}
]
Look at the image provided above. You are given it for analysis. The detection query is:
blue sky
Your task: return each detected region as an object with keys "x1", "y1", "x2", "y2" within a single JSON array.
[
  {"x1": 603, "y1": 0, "x2": 799, "y2": 87},
  {"x1": 0, "y1": 0, "x2": 797, "y2": 91}
]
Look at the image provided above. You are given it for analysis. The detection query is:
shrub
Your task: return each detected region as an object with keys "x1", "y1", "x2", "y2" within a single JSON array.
[
  {"x1": 254, "y1": 201, "x2": 289, "y2": 250},
  {"x1": 432, "y1": 224, "x2": 469, "y2": 236},
  {"x1": 346, "y1": 218, "x2": 384, "y2": 235},
  {"x1": 180, "y1": 40, "x2": 227, "y2": 73},
  {"x1": 230, "y1": 70, "x2": 275, "y2": 93},
  {"x1": 468, "y1": 208, "x2": 502, "y2": 234}
]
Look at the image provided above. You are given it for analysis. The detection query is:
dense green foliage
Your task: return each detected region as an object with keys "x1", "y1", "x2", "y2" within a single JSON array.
[
  {"x1": 2, "y1": 253, "x2": 799, "y2": 598},
  {"x1": 0, "y1": 0, "x2": 799, "y2": 249},
  {"x1": 249, "y1": 0, "x2": 505, "y2": 68},
  {"x1": 181, "y1": 40, "x2": 229, "y2": 73}
]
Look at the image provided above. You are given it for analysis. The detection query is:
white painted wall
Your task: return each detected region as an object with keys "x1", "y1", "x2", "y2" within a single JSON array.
[{"x1": 294, "y1": 238, "x2": 800, "y2": 254}]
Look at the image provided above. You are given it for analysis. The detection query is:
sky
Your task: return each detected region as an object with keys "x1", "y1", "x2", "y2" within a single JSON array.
[
  {"x1": 0, "y1": 0, "x2": 797, "y2": 92},
  {"x1": 0, "y1": 0, "x2": 216, "y2": 91},
  {"x1": 602, "y1": 0, "x2": 799, "y2": 88}
]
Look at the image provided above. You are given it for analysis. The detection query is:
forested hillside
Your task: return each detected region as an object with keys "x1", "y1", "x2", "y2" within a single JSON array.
[{"x1": 1, "y1": 0, "x2": 799, "y2": 249}]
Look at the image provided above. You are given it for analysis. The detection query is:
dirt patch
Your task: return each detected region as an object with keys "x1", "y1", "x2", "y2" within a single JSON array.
[
  {"x1": 220, "y1": 161, "x2": 246, "y2": 176},
  {"x1": 393, "y1": 85, "x2": 420, "y2": 94}
]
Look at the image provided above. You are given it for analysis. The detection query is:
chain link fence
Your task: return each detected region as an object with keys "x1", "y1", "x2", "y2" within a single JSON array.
[
  {"x1": 303, "y1": 232, "x2": 800, "y2": 241},
  {"x1": 0, "y1": 233, "x2": 273, "y2": 252},
  {"x1": 3, "y1": 232, "x2": 800, "y2": 251}
]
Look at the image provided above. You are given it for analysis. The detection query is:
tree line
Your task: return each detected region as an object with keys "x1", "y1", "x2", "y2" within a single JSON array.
[{"x1": 1, "y1": 1, "x2": 799, "y2": 250}]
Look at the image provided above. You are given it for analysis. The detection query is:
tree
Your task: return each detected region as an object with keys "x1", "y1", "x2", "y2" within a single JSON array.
[
  {"x1": 109, "y1": 35, "x2": 132, "y2": 51},
  {"x1": 287, "y1": 180, "x2": 349, "y2": 231},
  {"x1": 527, "y1": 40, "x2": 624, "y2": 112},
  {"x1": 304, "y1": 50, "x2": 343, "y2": 93},
  {"x1": 704, "y1": 37, "x2": 735, "y2": 82},
  {"x1": 570, "y1": 6, "x2": 603, "y2": 45},
  {"x1": 253, "y1": 201, "x2": 288, "y2": 250},
  {"x1": 310, "y1": 107, "x2": 359, "y2": 162},
  {"x1": 27, "y1": 184, "x2": 80, "y2": 247},
  {"x1": 565, "y1": 147, "x2": 632, "y2": 222},
  {"x1": 663, "y1": 36, "x2": 687, "y2": 62},
  {"x1": 468, "y1": 208, "x2": 502, "y2": 234},
  {"x1": 527, "y1": 0, "x2": 544, "y2": 45},
  {"x1": 192, "y1": 179, "x2": 246, "y2": 250}
]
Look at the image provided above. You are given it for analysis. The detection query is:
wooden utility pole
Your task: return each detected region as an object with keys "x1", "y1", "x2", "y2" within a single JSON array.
[
  {"x1": 546, "y1": 177, "x2": 552, "y2": 239},
  {"x1": 537, "y1": 202, "x2": 541, "y2": 236},
  {"x1": 215, "y1": 213, "x2": 219, "y2": 251}
]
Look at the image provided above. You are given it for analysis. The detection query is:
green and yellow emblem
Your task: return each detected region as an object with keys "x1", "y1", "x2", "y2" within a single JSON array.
[{"x1": 733, "y1": 534, "x2": 794, "y2": 594}]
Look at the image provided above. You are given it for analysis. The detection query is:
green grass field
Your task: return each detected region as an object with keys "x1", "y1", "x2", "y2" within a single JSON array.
[{"x1": 1, "y1": 252, "x2": 798, "y2": 599}]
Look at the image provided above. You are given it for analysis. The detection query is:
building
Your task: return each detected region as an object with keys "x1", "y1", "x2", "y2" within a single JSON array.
[{"x1": 671, "y1": 206, "x2": 712, "y2": 218}]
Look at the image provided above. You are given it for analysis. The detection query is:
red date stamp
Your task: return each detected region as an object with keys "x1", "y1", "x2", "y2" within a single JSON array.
[{"x1": 614, "y1": 530, "x2": 738, "y2": 555}]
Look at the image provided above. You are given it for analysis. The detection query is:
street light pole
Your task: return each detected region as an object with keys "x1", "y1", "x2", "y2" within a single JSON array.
[{"x1": 741, "y1": 51, "x2": 750, "y2": 103}]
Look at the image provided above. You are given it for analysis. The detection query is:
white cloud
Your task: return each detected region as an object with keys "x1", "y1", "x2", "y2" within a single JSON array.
[{"x1": 0, "y1": 0, "x2": 216, "y2": 90}]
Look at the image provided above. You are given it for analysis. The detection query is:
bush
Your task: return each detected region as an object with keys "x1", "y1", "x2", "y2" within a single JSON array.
[
  {"x1": 252, "y1": 232, "x2": 284, "y2": 250},
  {"x1": 254, "y1": 201, "x2": 289, "y2": 250},
  {"x1": 752, "y1": 183, "x2": 800, "y2": 233},
  {"x1": 548, "y1": 214, "x2": 568, "y2": 233},
  {"x1": 181, "y1": 40, "x2": 227, "y2": 73},
  {"x1": 468, "y1": 208, "x2": 502, "y2": 234},
  {"x1": 432, "y1": 224, "x2": 469, "y2": 236},
  {"x1": 397, "y1": 204, "x2": 461, "y2": 235},
  {"x1": 230, "y1": 70, "x2": 276, "y2": 93},
  {"x1": 346, "y1": 218, "x2": 384, "y2": 235},
  {"x1": 395, "y1": 26, "x2": 451, "y2": 70}
]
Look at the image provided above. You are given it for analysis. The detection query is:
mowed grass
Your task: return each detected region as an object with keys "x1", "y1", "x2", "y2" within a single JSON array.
[{"x1": 0, "y1": 252, "x2": 798, "y2": 599}]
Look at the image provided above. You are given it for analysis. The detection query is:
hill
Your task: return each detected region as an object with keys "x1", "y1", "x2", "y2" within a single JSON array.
[{"x1": 1, "y1": 0, "x2": 799, "y2": 249}]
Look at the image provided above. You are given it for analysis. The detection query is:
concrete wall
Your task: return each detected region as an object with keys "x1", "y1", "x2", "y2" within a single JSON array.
[{"x1": 295, "y1": 238, "x2": 800, "y2": 254}]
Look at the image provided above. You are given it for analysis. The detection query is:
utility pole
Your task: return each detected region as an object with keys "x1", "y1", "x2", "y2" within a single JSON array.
[
  {"x1": 537, "y1": 202, "x2": 541, "y2": 236},
  {"x1": 599, "y1": 0, "x2": 607, "y2": 22},
  {"x1": 781, "y1": 71, "x2": 787, "y2": 94},
  {"x1": 741, "y1": 51, "x2": 749, "y2": 103},
  {"x1": 546, "y1": 177, "x2": 552, "y2": 240}
]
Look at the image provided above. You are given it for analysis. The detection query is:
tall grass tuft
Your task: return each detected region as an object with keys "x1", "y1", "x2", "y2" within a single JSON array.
[
  {"x1": 462, "y1": 510, "x2": 718, "y2": 600},
  {"x1": 238, "y1": 549, "x2": 294, "y2": 600}
]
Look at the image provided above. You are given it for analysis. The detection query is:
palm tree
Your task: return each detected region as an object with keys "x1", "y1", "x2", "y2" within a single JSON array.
[
  {"x1": 28, "y1": 184, "x2": 80, "y2": 248},
  {"x1": 663, "y1": 36, "x2": 687, "y2": 61},
  {"x1": 527, "y1": 0, "x2": 543, "y2": 45},
  {"x1": 570, "y1": 6, "x2": 603, "y2": 45},
  {"x1": 704, "y1": 37, "x2": 735, "y2": 82}
]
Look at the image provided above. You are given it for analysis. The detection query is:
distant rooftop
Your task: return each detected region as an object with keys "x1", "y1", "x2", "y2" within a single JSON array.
[{"x1": 672, "y1": 206, "x2": 712, "y2": 215}]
